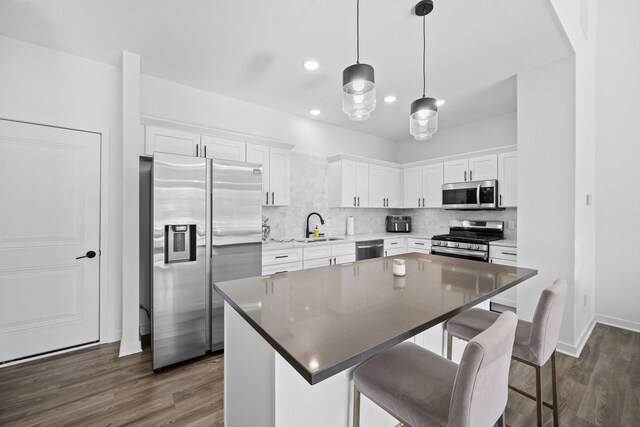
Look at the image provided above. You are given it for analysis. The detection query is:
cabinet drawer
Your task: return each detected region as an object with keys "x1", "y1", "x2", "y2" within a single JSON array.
[
  {"x1": 489, "y1": 246, "x2": 517, "y2": 262},
  {"x1": 334, "y1": 254, "x2": 356, "y2": 265},
  {"x1": 303, "y1": 245, "x2": 333, "y2": 260},
  {"x1": 262, "y1": 261, "x2": 302, "y2": 276},
  {"x1": 408, "y1": 238, "x2": 431, "y2": 250},
  {"x1": 262, "y1": 248, "x2": 303, "y2": 266},
  {"x1": 384, "y1": 237, "x2": 406, "y2": 250},
  {"x1": 332, "y1": 242, "x2": 356, "y2": 256},
  {"x1": 303, "y1": 257, "x2": 333, "y2": 269},
  {"x1": 385, "y1": 247, "x2": 406, "y2": 257}
]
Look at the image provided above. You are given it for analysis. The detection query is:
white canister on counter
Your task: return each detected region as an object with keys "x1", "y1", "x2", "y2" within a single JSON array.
[
  {"x1": 346, "y1": 216, "x2": 355, "y2": 236},
  {"x1": 393, "y1": 259, "x2": 406, "y2": 276}
]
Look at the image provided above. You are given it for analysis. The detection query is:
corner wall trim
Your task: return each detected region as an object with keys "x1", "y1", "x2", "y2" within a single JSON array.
[
  {"x1": 118, "y1": 339, "x2": 142, "y2": 357},
  {"x1": 556, "y1": 317, "x2": 596, "y2": 358},
  {"x1": 595, "y1": 314, "x2": 640, "y2": 334}
]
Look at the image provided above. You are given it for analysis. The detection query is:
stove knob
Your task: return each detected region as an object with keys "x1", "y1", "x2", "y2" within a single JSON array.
[
  {"x1": 472, "y1": 245, "x2": 478, "y2": 250},
  {"x1": 454, "y1": 243, "x2": 459, "y2": 248}
]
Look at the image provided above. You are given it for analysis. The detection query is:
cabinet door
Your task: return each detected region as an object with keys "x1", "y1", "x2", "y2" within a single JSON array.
[
  {"x1": 403, "y1": 166, "x2": 423, "y2": 208},
  {"x1": 422, "y1": 163, "x2": 443, "y2": 208},
  {"x1": 443, "y1": 158, "x2": 469, "y2": 183},
  {"x1": 497, "y1": 151, "x2": 517, "y2": 207},
  {"x1": 355, "y1": 162, "x2": 369, "y2": 207},
  {"x1": 246, "y1": 143, "x2": 270, "y2": 205},
  {"x1": 368, "y1": 164, "x2": 386, "y2": 208},
  {"x1": 201, "y1": 135, "x2": 245, "y2": 161},
  {"x1": 468, "y1": 154, "x2": 497, "y2": 181},
  {"x1": 341, "y1": 160, "x2": 357, "y2": 207},
  {"x1": 269, "y1": 147, "x2": 291, "y2": 206},
  {"x1": 384, "y1": 167, "x2": 402, "y2": 208},
  {"x1": 145, "y1": 126, "x2": 199, "y2": 156}
]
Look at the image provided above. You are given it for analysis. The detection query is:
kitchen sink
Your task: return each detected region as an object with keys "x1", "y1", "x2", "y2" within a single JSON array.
[{"x1": 294, "y1": 237, "x2": 345, "y2": 243}]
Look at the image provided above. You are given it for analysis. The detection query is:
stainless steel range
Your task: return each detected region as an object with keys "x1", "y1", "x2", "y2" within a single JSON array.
[{"x1": 431, "y1": 220, "x2": 504, "y2": 262}]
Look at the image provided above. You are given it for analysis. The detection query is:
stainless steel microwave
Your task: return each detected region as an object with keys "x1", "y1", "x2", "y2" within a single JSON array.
[{"x1": 442, "y1": 180, "x2": 501, "y2": 210}]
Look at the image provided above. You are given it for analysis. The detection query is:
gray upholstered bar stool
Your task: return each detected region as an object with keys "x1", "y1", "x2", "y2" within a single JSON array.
[
  {"x1": 353, "y1": 311, "x2": 517, "y2": 427},
  {"x1": 445, "y1": 279, "x2": 567, "y2": 427}
]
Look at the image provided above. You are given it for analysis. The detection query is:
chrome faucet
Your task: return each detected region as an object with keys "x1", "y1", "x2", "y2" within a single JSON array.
[{"x1": 306, "y1": 212, "x2": 325, "y2": 238}]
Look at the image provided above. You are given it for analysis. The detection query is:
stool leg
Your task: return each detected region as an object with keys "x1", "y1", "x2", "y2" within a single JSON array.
[
  {"x1": 447, "y1": 333, "x2": 453, "y2": 360},
  {"x1": 551, "y1": 351, "x2": 560, "y2": 426},
  {"x1": 353, "y1": 385, "x2": 361, "y2": 427},
  {"x1": 535, "y1": 365, "x2": 543, "y2": 427},
  {"x1": 497, "y1": 412, "x2": 506, "y2": 427}
]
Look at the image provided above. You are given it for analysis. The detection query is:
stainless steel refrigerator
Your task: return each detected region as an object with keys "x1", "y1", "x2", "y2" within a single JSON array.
[{"x1": 151, "y1": 152, "x2": 262, "y2": 369}]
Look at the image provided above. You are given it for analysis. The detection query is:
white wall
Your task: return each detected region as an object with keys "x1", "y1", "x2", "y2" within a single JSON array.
[
  {"x1": 394, "y1": 112, "x2": 517, "y2": 164},
  {"x1": 517, "y1": 56, "x2": 577, "y2": 348},
  {"x1": 140, "y1": 75, "x2": 397, "y2": 161},
  {"x1": 594, "y1": 0, "x2": 640, "y2": 331},
  {"x1": 0, "y1": 35, "x2": 123, "y2": 342}
]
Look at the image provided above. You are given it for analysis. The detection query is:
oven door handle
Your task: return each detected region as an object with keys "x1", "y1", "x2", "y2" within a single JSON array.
[
  {"x1": 357, "y1": 244, "x2": 384, "y2": 249},
  {"x1": 431, "y1": 246, "x2": 487, "y2": 259}
]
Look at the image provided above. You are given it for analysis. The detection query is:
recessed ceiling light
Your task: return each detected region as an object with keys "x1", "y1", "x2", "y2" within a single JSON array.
[
  {"x1": 383, "y1": 95, "x2": 397, "y2": 103},
  {"x1": 310, "y1": 109, "x2": 321, "y2": 116},
  {"x1": 436, "y1": 99, "x2": 446, "y2": 106},
  {"x1": 303, "y1": 59, "x2": 320, "y2": 71}
]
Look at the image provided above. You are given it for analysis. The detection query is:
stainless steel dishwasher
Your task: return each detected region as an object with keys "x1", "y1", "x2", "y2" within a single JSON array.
[{"x1": 356, "y1": 239, "x2": 384, "y2": 261}]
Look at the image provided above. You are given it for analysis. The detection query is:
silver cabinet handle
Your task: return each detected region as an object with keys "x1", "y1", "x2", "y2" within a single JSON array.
[
  {"x1": 464, "y1": 170, "x2": 467, "y2": 181},
  {"x1": 415, "y1": 242, "x2": 425, "y2": 246},
  {"x1": 272, "y1": 192, "x2": 274, "y2": 205},
  {"x1": 329, "y1": 258, "x2": 332, "y2": 265},
  {"x1": 418, "y1": 197, "x2": 421, "y2": 207},
  {"x1": 266, "y1": 192, "x2": 269, "y2": 205},
  {"x1": 275, "y1": 270, "x2": 288, "y2": 274},
  {"x1": 357, "y1": 196, "x2": 360, "y2": 207},
  {"x1": 470, "y1": 170, "x2": 473, "y2": 181},
  {"x1": 500, "y1": 194, "x2": 503, "y2": 206},
  {"x1": 501, "y1": 252, "x2": 517, "y2": 256},
  {"x1": 354, "y1": 196, "x2": 357, "y2": 207},
  {"x1": 334, "y1": 257, "x2": 337, "y2": 264},
  {"x1": 275, "y1": 255, "x2": 289, "y2": 259},
  {"x1": 422, "y1": 197, "x2": 425, "y2": 206},
  {"x1": 385, "y1": 250, "x2": 388, "y2": 257},
  {"x1": 196, "y1": 144, "x2": 199, "y2": 157},
  {"x1": 204, "y1": 145, "x2": 207, "y2": 157},
  {"x1": 383, "y1": 198, "x2": 385, "y2": 207}
]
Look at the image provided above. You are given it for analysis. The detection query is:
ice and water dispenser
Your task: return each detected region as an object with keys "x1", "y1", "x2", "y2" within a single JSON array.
[{"x1": 164, "y1": 224, "x2": 197, "y2": 263}]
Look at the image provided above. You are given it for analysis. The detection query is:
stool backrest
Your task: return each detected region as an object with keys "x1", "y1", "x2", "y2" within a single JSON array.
[
  {"x1": 448, "y1": 311, "x2": 517, "y2": 427},
  {"x1": 528, "y1": 278, "x2": 568, "y2": 365}
]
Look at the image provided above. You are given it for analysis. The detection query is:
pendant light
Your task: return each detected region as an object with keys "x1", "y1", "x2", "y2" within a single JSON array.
[
  {"x1": 342, "y1": 0, "x2": 376, "y2": 121},
  {"x1": 410, "y1": 0, "x2": 438, "y2": 140}
]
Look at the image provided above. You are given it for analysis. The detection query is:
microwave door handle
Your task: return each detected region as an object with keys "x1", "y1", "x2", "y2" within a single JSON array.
[{"x1": 477, "y1": 184, "x2": 481, "y2": 207}]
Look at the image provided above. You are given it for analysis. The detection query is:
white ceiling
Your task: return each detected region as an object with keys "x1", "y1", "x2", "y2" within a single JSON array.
[{"x1": 0, "y1": 0, "x2": 572, "y2": 141}]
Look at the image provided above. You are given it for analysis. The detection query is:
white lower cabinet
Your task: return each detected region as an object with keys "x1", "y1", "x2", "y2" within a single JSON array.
[
  {"x1": 303, "y1": 243, "x2": 356, "y2": 269},
  {"x1": 383, "y1": 237, "x2": 407, "y2": 257},
  {"x1": 489, "y1": 244, "x2": 518, "y2": 308},
  {"x1": 262, "y1": 247, "x2": 303, "y2": 276},
  {"x1": 407, "y1": 238, "x2": 431, "y2": 254}
]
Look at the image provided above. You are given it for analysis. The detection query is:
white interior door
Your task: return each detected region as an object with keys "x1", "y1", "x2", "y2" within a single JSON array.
[{"x1": 0, "y1": 120, "x2": 101, "y2": 363}]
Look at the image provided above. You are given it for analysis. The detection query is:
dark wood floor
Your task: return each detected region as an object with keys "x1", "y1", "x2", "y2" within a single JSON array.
[{"x1": 1, "y1": 323, "x2": 638, "y2": 426}]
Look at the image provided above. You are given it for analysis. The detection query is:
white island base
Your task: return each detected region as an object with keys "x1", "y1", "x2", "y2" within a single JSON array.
[{"x1": 223, "y1": 301, "x2": 478, "y2": 427}]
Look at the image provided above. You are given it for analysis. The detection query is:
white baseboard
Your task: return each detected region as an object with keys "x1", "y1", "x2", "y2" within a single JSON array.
[
  {"x1": 118, "y1": 339, "x2": 142, "y2": 357},
  {"x1": 595, "y1": 314, "x2": 640, "y2": 334},
  {"x1": 0, "y1": 342, "x2": 102, "y2": 369},
  {"x1": 556, "y1": 317, "x2": 596, "y2": 358}
]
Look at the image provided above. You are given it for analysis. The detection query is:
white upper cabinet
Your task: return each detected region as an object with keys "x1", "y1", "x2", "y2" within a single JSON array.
[
  {"x1": 403, "y1": 163, "x2": 443, "y2": 208},
  {"x1": 497, "y1": 151, "x2": 517, "y2": 207},
  {"x1": 403, "y1": 166, "x2": 423, "y2": 208},
  {"x1": 246, "y1": 143, "x2": 290, "y2": 206},
  {"x1": 201, "y1": 135, "x2": 246, "y2": 161},
  {"x1": 145, "y1": 126, "x2": 200, "y2": 156},
  {"x1": 443, "y1": 158, "x2": 469, "y2": 183},
  {"x1": 369, "y1": 165, "x2": 401, "y2": 208},
  {"x1": 422, "y1": 163, "x2": 444, "y2": 208},
  {"x1": 443, "y1": 154, "x2": 497, "y2": 183},
  {"x1": 468, "y1": 154, "x2": 498, "y2": 181},
  {"x1": 384, "y1": 167, "x2": 402, "y2": 208},
  {"x1": 329, "y1": 159, "x2": 369, "y2": 208}
]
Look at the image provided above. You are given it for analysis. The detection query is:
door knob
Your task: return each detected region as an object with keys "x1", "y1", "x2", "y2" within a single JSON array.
[{"x1": 76, "y1": 250, "x2": 97, "y2": 260}]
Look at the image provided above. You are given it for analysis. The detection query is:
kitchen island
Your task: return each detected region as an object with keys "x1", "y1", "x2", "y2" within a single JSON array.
[{"x1": 214, "y1": 252, "x2": 537, "y2": 427}]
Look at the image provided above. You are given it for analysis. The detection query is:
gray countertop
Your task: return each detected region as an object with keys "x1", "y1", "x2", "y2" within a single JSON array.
[
  {"x1": 215, "y1": 253, "x2": 537, "y2": 385},
  {"x1": 262, "y1": 232, "x2": 432, "y2": 250},
  {"x1": 491, "y1": 239, "x2": 517, "y2": 248}
]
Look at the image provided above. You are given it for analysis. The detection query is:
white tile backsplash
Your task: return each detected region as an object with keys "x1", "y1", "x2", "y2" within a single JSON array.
[{"x1": 264, "y1": 152, "x2": 517, "y2": 240}]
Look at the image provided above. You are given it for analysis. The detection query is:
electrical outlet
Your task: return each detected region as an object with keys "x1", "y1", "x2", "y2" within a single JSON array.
[{"x1": 507, "y1": 221, "x2": 515, "y2": 230}]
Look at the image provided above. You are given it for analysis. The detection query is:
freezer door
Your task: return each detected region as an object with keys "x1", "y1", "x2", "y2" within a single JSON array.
[
  {"x1": 152, "y1": 153, "x2": 207, "y2": 369},
  {"x1": 211, "y1": 243, "x2": 262, "y2": 349},
  {"x1": 211, "y1": 159, "x2": 263, "y2": 245}
]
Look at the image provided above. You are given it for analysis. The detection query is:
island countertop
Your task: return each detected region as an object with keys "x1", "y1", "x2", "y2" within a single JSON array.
[{"x1": 214, "y1": 252, "x2": 537, "y2": 385}]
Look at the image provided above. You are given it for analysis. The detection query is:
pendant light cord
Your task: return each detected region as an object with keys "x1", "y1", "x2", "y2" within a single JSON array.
[
  {"x1": 422, "y1": 15, "x2": 426, "y2": 97},
  {"x1": 356, "y1": 0, "x2": 360, "y2": 64}
]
